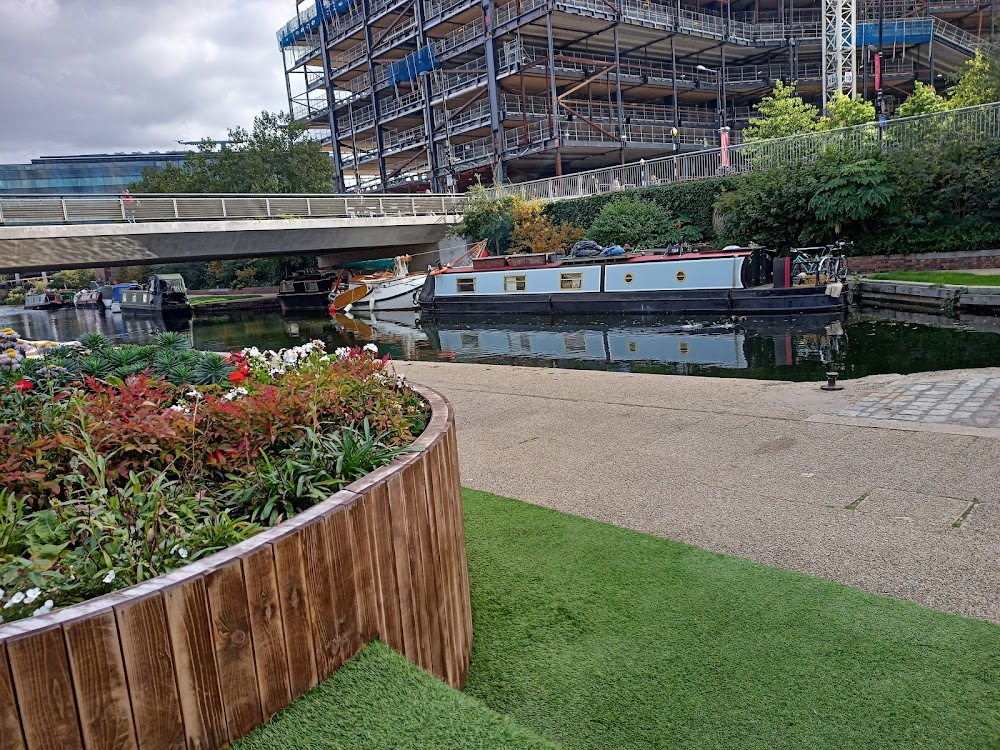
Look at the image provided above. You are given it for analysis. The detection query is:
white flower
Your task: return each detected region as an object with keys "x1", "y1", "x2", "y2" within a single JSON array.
[
  {"x1": 335, "y1": 346, "x2": 351, "y2": 359},
  {"x1": 222, "y1": 387, "x2": 249, "y2": 402},
  {"x1": 4, "y1": 591, "x2": 25, "y2": 608},
  {"x1": 31, "y1": 600, "x2": 54, "y2": 617},
  {"x1": 23, "y1": 587, "x2": 40, "y2": 604},
  {"x1": 178, "y1": 547, "x2": 189, "y2": 559},
  {"x1": 363, "y1": 343, "x2": 378, "y2": 354},
  {"x1": 103, "y1": 570, "x2": 116, "y2": 584},
  {"x1": 187, "y1": 389, "x2": 202, "y2": 400},
  {"x1": 168, "y1": 404, "x2": 185, "y2": 412},
  {"x1": 0, "y1": 588, "x2": 5, "y2": 600}
]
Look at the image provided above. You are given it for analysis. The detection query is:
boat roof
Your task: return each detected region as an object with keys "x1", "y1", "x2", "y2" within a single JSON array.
[{"x1": 437, "y1": 249, "x2": 754, "y2": 274}]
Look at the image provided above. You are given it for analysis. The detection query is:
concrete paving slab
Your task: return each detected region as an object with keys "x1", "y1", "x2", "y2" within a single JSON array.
[{"x1": 400, "y1": 361, "x2": 1000, "y2": 624}]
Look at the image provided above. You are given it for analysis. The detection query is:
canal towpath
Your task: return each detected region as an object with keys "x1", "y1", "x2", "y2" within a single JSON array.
[{"x1": 398, "y1": 360, "x2": 1000, "y2": 624}]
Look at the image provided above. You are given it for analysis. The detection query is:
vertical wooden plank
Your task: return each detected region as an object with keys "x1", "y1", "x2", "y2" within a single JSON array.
[
  {"x1": 115, "y1": 595, "x2": 186, "y2": 750},
  {"x1": 271, "y1": 533, "x2": 318, "y2": 700},
  {"x1": 205, "y1": 561, "x2": 264, "y2": 741},
  {"x1": 301, "y1": 517, "x2": 343, "y2": 679},
  {"x1": 367, "y1": 482, "x2": 404, "y2": 653},
  {"x1": 347, "y1": 498, "x2": 378, "y2": 645},
  {"x1": 328, "y1": 510, "x2": 362, "y2": 664},
  {"x1": 387, "y1": 474, "x2": 420, "y2": 664},
  {"x1": 401, "y1": 464, "x2": 434, "y2": 673},
  {"x1": 6, "y1": 627, "x2": 84, "y2": 750},
  {"x1": 162, "y1": 579, "x2": 228, "y2": 750},
  {"x1": 242, "y1": 546, "x2": 292, "y2": 721},
  {"x1": 0, "y1": 643, "x2": 26, "y2": 750},
  {"x1": 426, "y1": 438, "x2": 462, "y2": 688},
  {"x1": 64, "y1": 612, "x2": 139, "y2": 750},
  {"x1": 448, "y1": 427, "x2": 474, "y2": 671},
  {"x1": 419, "y1": 450, "x2": 458, "y2": 684}
]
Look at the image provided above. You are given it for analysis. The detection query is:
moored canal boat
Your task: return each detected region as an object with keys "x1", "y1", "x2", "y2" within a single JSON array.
[
  {"x1": 24, "y1": 290, "x2": 72, "y2": 310},
  {"x1": 418, "y1": 247, "x2": 846, "y2": 316},
  {"x1": 74, "y1": 287, "x2": 102, "y2": 307},
  {"x1": 100, "y1": 283, "x2": 142, "y2": 313},
  {"x1": 119, "y1": 274, "x2": 191, "y2": 317}
]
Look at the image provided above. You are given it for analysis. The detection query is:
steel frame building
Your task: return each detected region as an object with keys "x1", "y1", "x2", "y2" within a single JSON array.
[{"x1": 278, "y1": 0, "x2": 992, "y2": 191}]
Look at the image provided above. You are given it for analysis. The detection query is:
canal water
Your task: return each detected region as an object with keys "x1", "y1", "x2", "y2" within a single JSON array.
[{"x1": 2, "y1": 305, "x2": 1000, "y2": 381}]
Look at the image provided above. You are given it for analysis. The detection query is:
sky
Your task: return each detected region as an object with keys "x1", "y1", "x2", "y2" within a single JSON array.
[{"x1": 0, "y1": 0, "x2": 294, "y2": 164}]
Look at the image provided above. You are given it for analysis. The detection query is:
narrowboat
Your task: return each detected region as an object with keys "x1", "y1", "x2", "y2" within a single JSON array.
[
  {"x1": 418, "y1": 248, "x2": 847, "y2": 316},
  {"x1": 100, "y1": 283, "x2": 142, "y2": 313},
  {"x1": 278, "y1": 271, "x2": 342, "y2": 313},
  {"x1": 24, "y1": 290, "x2": 71, "y2": 310},
  {"x1": 119, "y1": 274, "x2": 191, "y2": 316},
  {"x1": 74, "y1": 287, "x2": 102, "y2": 307}
]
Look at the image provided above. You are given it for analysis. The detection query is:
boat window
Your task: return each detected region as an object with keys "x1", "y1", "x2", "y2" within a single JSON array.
[
  {"x1": 504, "y1": 274, "x2": 526, "y2": 292},
  {"x1": 305, "y1": 282, "x2": 320, "y2": 292},
  {"x1": 280, "y1": 281, "x2": 295, "y2": 293},
  {"x1": 560, "y1": 272, "x2": 583, "y2": 290},
  {"x1": 457, "y1": 277, "x2": 476, "y2": 293}
]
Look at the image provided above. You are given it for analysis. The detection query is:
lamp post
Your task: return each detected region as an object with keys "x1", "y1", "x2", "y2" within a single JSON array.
[
  {"x1": 696, "y1": 65, "x2": 726, "y2": 144},
  {"x1": 671, "y1": 126, "x2": 680, "y2": 182}
]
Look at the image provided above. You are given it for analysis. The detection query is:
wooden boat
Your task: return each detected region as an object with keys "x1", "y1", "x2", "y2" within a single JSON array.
[
  {"x1": 418, "y1": 247, "x2": 847, "y2": 316},
  {"x1": 328, "y1": 256, "x2": 426, "y2": 313},
  {"x1": 119, "y1": 274, "x2": 191, "y2": 317},
  {"x1": 24, "y1": 290, "x2": 71, "y2": 310}
]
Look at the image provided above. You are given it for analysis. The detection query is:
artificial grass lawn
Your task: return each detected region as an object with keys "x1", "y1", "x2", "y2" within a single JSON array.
[
  {"x1": 236, "y1": 639, "x2": 559, "y2": 750},
  {"x1": 238, "y1": 489, "x2": 999, "y2": 750},
  {"x1": 461, "y1": 489, "x2": 1000, "y2": 750},
  {"x1": 868, "y1": 270, "x2": 1000, "y2": 286}
]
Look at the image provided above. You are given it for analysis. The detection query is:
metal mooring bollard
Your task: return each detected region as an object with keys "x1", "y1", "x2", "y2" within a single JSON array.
[{"x1": 821, "y1": 371, "x2": 843, "y2": 391}]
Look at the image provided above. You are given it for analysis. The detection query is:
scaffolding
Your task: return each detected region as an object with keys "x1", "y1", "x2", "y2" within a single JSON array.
[{"x1": 277, "y1": 0, "x2": 988, "y2": 191}]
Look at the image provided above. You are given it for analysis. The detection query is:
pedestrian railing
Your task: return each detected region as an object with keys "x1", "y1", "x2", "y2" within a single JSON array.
[
  {"x1": 0, "y1": 194, "x2": 466, "y2": 227},
  {"x1": 492, "y1": 102, "x2": 1000, "y2": 201}
]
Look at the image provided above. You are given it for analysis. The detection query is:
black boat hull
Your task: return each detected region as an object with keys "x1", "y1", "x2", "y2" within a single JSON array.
[
  {"x1": 278, "y1": 293, "x2": 331, "y2": 313},
  {"x1": 419, "y1": 285, "x2": 847, "y2": 316}
]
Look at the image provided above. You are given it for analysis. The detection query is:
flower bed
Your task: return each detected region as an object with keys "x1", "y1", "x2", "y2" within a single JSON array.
[{"x1": 0, "y1": 328, "x2": 428, "y2": 623}]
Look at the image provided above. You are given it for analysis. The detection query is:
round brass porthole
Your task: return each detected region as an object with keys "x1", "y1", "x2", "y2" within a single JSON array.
[
  {"x1": 624, "y1": 272, "x2": 634, "y2": 284},
  {"x1": 679, "y1": 341, "x2": 690, "y2": 356},
  {"x1": 675, "y1": 270, "x2": 687, "y2": 282}
]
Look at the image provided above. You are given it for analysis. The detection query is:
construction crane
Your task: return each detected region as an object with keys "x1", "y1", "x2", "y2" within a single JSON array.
[{"x1": 822, "y1": 0, "x2": 858, "y2": 111}]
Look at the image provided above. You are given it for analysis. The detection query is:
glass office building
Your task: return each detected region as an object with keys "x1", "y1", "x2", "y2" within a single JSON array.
[{"x1": 0, "y1": 152, "x2": 188, "y2": 195}]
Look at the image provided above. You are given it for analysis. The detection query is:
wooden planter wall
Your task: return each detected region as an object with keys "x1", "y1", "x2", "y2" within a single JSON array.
[{"x1": 0, "y1": 386, "x2": 471, "y2": 750}]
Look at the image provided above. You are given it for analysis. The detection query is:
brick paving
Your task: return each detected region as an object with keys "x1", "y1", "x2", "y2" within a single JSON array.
[{"x1": 839, "y1": 378, "x2": 1000, "y2": 428}]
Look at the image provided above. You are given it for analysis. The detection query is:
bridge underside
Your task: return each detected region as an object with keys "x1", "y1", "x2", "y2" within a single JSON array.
[{"x1": 0, "y1": 215, "x2": 458, "y2": 273}]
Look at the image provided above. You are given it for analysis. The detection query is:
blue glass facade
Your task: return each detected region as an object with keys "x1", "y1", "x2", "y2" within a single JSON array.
[{"x1": 0, "y1": 152, "x2": 188, "y2": 195}]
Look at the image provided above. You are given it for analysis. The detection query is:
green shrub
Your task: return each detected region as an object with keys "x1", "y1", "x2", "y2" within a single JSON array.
[
  {"x1": 543, "y1": 180, "x2": 726, "y2": 239},
  {"x1": 586, "y1": 198, "x2": 670, "y2": 248}
]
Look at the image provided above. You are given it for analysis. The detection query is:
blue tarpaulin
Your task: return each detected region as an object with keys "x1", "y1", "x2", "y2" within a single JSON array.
[
  {"x1": 857, "y1": 20, "x2": 932, "y2": 46},
  {"x1": 387, "y1": 44, "x2": 439, "y2": 85}
]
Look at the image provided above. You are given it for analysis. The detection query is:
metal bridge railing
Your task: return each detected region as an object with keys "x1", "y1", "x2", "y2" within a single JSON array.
[
  {"x1": 491, "y1": 102, "x2": 1000, "y2": 202},
  {"x1": 0, "y1": 194, "x2": 466, "y2": 227}
]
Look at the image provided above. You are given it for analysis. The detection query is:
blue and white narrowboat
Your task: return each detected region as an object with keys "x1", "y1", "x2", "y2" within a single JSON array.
[{"x1": 418, "y1": 248, "x2": 845, "y2": 316}]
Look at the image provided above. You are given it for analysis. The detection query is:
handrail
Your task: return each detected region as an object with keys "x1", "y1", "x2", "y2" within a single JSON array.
[{"x1": 0, "y1": 194, "x2": 467, "y2": 227}]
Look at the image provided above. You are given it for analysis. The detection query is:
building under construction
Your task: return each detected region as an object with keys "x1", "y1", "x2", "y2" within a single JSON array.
[{"x1": 277, "y1": 0, "x2": 993, "y2": 191}]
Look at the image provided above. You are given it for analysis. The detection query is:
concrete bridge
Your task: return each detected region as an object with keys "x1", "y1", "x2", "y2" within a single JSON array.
[{"x1": 0, "y1": 194, "x2": 465, "y2": 273}]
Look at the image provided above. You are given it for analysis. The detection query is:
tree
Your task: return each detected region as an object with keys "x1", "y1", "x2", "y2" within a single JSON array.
[
  {"x1": 130, "y1": 111, "x2": 335, "y2": 194},
  {"x1": 808, "y1": 156, "x2": 902, "y2": 235},
  {"x1": 451, "y1": 183, "x2": 516, "y2": 254},
  {"x1": 742, "y1": 81, "x2": 820, "y2": 141},
  {"x1": 820, "y1": 92, "x2": 876, "y2": 129},
  {"x1": 946, "y1": 49, "x2": 1000, "y2": 109},
  {"x1": 895, "y1": 81, "x2": 947, "y2": 118},
  {"x1": 508, "y1": 199, "x2": 584, "y2": 255}
]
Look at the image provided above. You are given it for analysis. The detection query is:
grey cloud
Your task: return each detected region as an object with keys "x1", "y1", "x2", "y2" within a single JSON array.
[{"x1": 0, "y1": 0, "x2": 293, "y2": 163}]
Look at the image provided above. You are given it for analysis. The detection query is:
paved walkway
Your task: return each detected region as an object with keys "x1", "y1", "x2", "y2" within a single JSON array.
[{"x1": 399, "y1": 361, "x2": 1000, "y2": 623}]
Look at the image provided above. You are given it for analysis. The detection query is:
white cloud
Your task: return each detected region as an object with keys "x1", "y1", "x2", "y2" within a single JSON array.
[{"x1": 0, "y1": 0, "x2": 293, "y2": 163}]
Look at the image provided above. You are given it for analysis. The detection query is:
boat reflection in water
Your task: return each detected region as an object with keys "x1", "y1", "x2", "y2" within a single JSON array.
[
  {"x1": 0, "y1": 306, "x2": 193, "y2": 347},
  {"x1": 330, "y1": 311, "x2": 848, "y2": 378}
]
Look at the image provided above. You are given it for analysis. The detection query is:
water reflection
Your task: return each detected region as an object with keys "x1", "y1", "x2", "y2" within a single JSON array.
[{"x1": 2, "y1": 304, "x2": 998, "y2": 381}]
